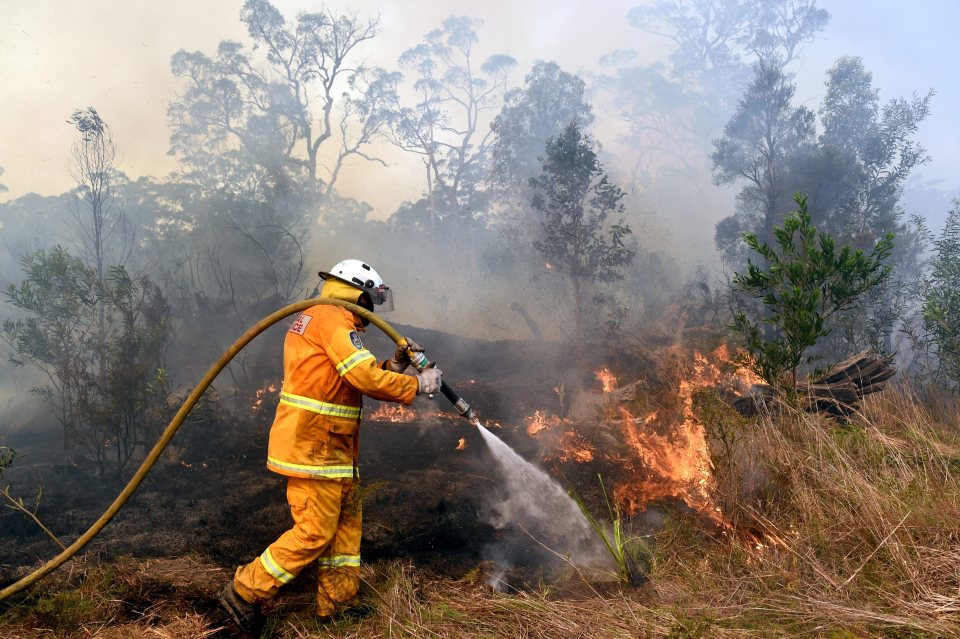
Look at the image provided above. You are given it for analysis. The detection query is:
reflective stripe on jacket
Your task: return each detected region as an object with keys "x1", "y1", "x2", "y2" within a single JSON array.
[{"x1": 266, "y1": 287, "x2": 419, "y2": 479}]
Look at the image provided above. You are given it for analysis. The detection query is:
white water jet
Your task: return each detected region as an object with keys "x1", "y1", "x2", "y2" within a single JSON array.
[{"x1": 477, "y1": 425, "x2": 614, "y2": 573}]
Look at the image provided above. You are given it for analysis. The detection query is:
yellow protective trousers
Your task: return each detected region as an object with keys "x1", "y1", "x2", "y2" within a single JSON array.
[{"x1": 234, "y1": 476, "x2": 361, "y2": 616}]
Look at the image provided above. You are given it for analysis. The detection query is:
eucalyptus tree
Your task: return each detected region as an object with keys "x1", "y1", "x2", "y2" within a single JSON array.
[
  {"x1": 601, "y1": 0, "x2": 829, "y2": 179},
  {"x1": 714, "y1": 57, "x2": 933, "y2": 357},
  {"x1": 389, "y1": 16, "x2": 516, "y2": 237},
  {"x1": 711, "y1": 61, "x2": 816, "y2": 265},
  {"x1": 168, "y1": 0, "x2": 397, "y2": 197},
  {"x1": 489, "y1": 61, "x2": 594, "y2": 204}
]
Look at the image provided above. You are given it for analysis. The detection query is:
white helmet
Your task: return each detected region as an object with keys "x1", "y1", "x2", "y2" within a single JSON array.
[{"x1": 319, "y1": 259, "x2": 393, "y2": 309}]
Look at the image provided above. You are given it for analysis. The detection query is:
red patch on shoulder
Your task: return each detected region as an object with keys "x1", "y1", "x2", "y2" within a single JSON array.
[{"x1": 289, "y1": 314, "x2": 312, "y2": 335}]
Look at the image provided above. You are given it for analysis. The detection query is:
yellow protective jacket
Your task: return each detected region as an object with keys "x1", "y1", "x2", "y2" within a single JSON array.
[{"x1": 265, "y1": 280, "x2": 419, "y2": 479}]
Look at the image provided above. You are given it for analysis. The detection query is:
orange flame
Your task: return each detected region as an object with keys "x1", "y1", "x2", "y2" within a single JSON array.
[
  {"x1": 712, "y1": 343, "x2": 766, "y2": 392},
  {"x1": 613, "y1": 406, "x2": 723, "y2": 524},
  {"x1": 524, "y1": 409, "x2": 565, "y2": 436},
  {"x1": 550, "y1": 430, "x2": 594, "y2": 462},
  {"x1": 252, "y1": 383, "x2": 278, "y2": 412},
  {"x1": 594, "y1": 367, "x2": 618, "y2": 393},
  {"x1": 456, "y1": 437, "x2": 467, "y2": 451},
  {"x1": 609, "y1": 347, "x2": 736, "y2": 529},
  {"x1": 495, "y1": 344, "x2": 762, "y2": 531},
  {"x1": 369, "y1": 403, "x2": 416, "y2": 422},
  {"x1": 538, "y1": 345, "x2": 762, "y2": 530}
]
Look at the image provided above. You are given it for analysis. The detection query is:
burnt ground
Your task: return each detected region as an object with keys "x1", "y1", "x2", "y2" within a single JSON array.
[{"x1": 0, "y1": 324, "x2": 639, "y2": 595}]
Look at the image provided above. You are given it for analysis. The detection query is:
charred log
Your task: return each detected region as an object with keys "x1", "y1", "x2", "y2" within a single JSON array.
[{"x1": 732, "y1": 351, "x2": 896, "y2": 417}]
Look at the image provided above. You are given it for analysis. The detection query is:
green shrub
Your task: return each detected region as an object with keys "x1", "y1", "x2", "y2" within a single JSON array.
[{"x1": 731, "y1": 192, "x2": 893, "y2": 387}]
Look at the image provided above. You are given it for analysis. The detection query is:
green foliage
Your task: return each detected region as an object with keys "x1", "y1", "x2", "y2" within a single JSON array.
[
  {"x1": 731, "y1": 192, "x2": 894, "y2": 386},
  {"x1": 490, "y1": 61, "x2": 594, "y2": 194},
  {"x1": 817, "y1": 57, "x2": 932, "y2": 247},
  {"x1": 923, "y1": 201, "x2": 960, "y2": 390},
  {"x1": 571, "y1": 475, "x2": 652, "y2": 585},
  {"x1": 529, "y1": 123, "x2": 635, "y2": 339},
  {"x1": 0, "y1": 445, "x2": 15, "y2": 479},
  {"x1": 2, "y1": 248, "x2": 172, "y2": 480},
  {"x1": 2, "y1": 247, "x2": 100, "y2": 367},
  {"x1": 712, "y1": 60, "x2": 817, "y2": 266},
  {"x1": 714, "y1": 56, "x2": 930, "y2": 278}
]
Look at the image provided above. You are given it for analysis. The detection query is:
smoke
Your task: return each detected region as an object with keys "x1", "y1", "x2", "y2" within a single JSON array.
[{"x1": 2, "y1": 0, "x2": 960, "y2": 592}]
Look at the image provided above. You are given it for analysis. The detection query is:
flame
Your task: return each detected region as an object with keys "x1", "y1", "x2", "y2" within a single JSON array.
[
  {"x1": 502, "y1": 344, "x2": 765, "y2": 531},
  {"x1": 456, "y1": 437, "x2": 467, "y2": 451},
  {"x1": 525, "y1": 410, "x2": 593, "y2": 463},
  {"x1": 252, "y1": 383, "x2": 278, "y2": 412},
  {"x1": 524, "y1": 409, "x2": 565, "y2": 436},
  {"x1": 613, "y1": 406, "x2": 723, "y2": 525},
  {"x1": 594, "y1": 367, "x2": 618, "y2": 393},
  {"x1": 550, "y1": 430, "x2": 594, "y2": 462},
  {"x1": 712, "y1": 343, "x2": 766, "y2": 392},
  {"x1": 545, "y1": 261, "x2": 553, "y2": 270},
  {"x1": 369, "y1": 403, "x2": 416, "y2": 422},
  {"x1": 608, "y1": 347, "x2": 736, "y2": 529},
  {"x1": 538, "y1": 345, "x2": 763, "y2": 531}
]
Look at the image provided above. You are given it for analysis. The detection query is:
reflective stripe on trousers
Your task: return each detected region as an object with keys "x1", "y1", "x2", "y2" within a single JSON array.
[
  {"x1": 266, "y1": 457, "x2": 356, "y2": 479},
  {"x1": 234, "y1": 477, "x2": 362, "y2": 612},
  {"x1": 317, "y1": 554, "x2": 361, "y2": 568},
  {"x1": 259, "y1": 548, "x2": 294, "y2": 584}
]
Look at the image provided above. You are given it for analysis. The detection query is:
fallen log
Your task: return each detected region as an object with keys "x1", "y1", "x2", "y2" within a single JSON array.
[{"x1": 732, "y1": 351, "x2": 896, "y2": 417}]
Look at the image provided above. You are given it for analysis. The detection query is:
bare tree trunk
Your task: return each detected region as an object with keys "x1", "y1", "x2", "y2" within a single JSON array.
[
  {"x1": 572, "y1": 275, "x2": 584, "y2": 344},
  {"x1": 426, "y1": 163, "x2": 439, "y2": 285}
]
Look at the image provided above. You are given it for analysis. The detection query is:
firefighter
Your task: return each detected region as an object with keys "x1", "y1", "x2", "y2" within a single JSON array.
[{"x1": 220, "y1": 259, "x2": 442, "y2": 635}]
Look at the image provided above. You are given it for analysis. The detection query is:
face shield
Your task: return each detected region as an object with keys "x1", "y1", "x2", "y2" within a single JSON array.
[{"x1": 371, "y1": 285, "x2": 394, "y2": 312}]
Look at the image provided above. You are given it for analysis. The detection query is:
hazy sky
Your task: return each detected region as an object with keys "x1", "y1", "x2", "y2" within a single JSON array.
[{"x1": 2, "y1": 0, "x2": 958, "y2": 224}]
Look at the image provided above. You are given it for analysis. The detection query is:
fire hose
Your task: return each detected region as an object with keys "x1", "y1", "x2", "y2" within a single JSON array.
[{"x1": 0, "y1": 297, "x2": 479, "y2": 602}]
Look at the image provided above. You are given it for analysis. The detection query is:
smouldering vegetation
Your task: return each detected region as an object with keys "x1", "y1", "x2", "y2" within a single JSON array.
[
  {"x1": 1, "y1": 1, "x2": 959, "y2": 637},
  {"x1": 2, "y1": 388, "x2": 956, "y2": 638}
]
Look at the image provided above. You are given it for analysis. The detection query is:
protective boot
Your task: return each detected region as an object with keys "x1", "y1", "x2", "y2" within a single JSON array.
[{"x1": 219, "y1": 580, "x2": 265, "y2": 637}]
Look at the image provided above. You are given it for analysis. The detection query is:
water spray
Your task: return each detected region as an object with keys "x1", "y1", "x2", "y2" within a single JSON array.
[
  {"x1": 404, "y1": 340, "x2": 611, "y2": 578},
  {"x1": 0, "y1": 296, "x2": 598, "y2": 603}
]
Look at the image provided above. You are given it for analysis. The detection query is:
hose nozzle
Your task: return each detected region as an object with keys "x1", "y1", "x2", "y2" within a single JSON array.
[
  {"x1": 452, "y1": 396, "x2": 477, "y2": 421},
  {"x1": 406, "y1": 347, "x2": 479, "y2": 425}
]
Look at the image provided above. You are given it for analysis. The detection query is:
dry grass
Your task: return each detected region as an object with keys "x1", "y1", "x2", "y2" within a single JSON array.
[
  {"x1": 1, "y1": 386, "x2": 957, "y2": 638},
  {"x1": 687, "y1": 385, "x2": 960, "y2": 637}
]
